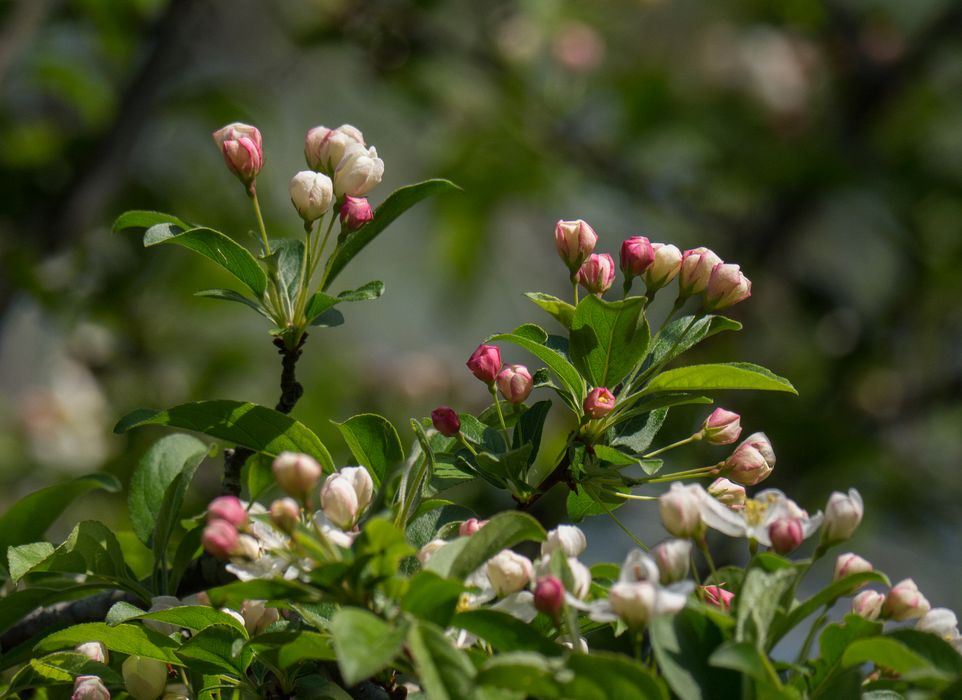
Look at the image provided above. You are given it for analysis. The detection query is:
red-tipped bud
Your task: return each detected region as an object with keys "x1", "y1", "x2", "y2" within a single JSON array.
[
  {"x1": 724, "y1": 432, "x2": 775, "y2": 485},
  {"x1": 702, "y1": 585, "x2": 735, "y2": 610},
  {"x1": 431, "y1": 406, "x2": 461, "y2": 437},
  {"x1": 705, "y1": 263, "x2": 751, "y2": 310},
  {"x1": 701, "y1": 408, "x2": 742, "y2": 445},
  {"x1": 305, "y1": 124, "x2": 365, "y2": 174},
  {"x1": 583, "y1": 387, "x2": 616, "y2": 419},
  {"x1": 339, "y1": 196, "x2": 374, "y2": 231},
  {"x1": 496, "y1": 364, "x2": 534, "y2": 404},
  {"x1": 577, "y1": 253, "x2": 616, "y2": 296},
  {"x1": 883, "y1": 579, "x2": 930, "y2": 621},
  {"x1": 620, "y1": 236, "x2": 655, "y2": 278},
  {"x1": 834, "y1": 553, "x2": 873, "y2": 584},
  {"x1": 852, "y1": 590, "x2": 885, "y2": 620},
  {"x1": 466, "y1": 344, "x2": 502, "y2": 384},
  {"x1": 207, "y1": 496, "x2": 248, "y2": 528},
  {"x1": 269, "y1": 498, "x2": 300, "y2": 533},
  {"x1": 75, "y1": 642, "x2": 108, "y2": 664},
  {"x1": 679, "y1": 247, "x2": 723, "y2": 297},
  {"x1": 554, "y1": 219, "x2": 598, "y2": 271},
  {"x1": 823, "y1": 489, "x2": 863, "y2": 543},
  {"x1": 459, "y1": 518, "x2": 488, "y2": 536},
  {"x1": 534, "y1": 575, "x2": 566, "y2": 618},
  {"x1": 768, "y1": 517, "x2": 804, "y2": 555},
  {"x1": 202, "y1": 520, "x2": 238, "y2": 560},
  {"x1": 212, "y1": 122, "x2": 263, "y2": 187},
  {"x1": 72, "y1": 675, "x2": 110, "y2": 700}
]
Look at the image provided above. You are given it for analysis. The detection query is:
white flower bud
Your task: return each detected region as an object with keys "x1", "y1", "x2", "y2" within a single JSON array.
[
  {"x1": 75, "y1": 642, "x2": 108, "y2": 664},
  {"x1": 73, "y1": 676, "x2": 111, "y2": 700},
  {"x1": 619, "y1": 549, "x2": 660, "y2": 583},
  {"x1": 707, "y1": 477, "x2": 746, "y2": 509},
  {"x1": 916, "y1": 608, "x2": 960, "y2": 641},
  {"x1": 305, "y1": 124, "x2": 365, "y2": 173},
  {"x1": 241, "y1": 599, "x2": 280, "y2": 636},
  {"x1": 416, "y1": 539, "x2": 446, "y2": 565},
  {"x1": 233, "y1": 534, "x2": 261, "y2": 560},
  {"x1": 642, "y1": 243, "x2": 682, "y2": 291},
  {"x1": 567, "y1": 558, "x2": 592, "y2": 599},
  {"x1": 162, "y1": 683, "x2": 191, "y2": 700},
  {"x1": 333, "y1": 144, "x2": 384, "y2": 197},
  {"x1": 123, "y1": 655, "x2": 168, "y2": 700},
  {"x1": 272, "y1": 452, "x2": 322, "y2": 499},
  {"x1": 658, "y1": 483, "x2": 704, "y2": 538},
  {"x1": 339, "y1": 466, "x2": 374, "y2": 513},
  {"x1": 833, "y1": 553, "x2": 872, "y2": 584},
  {"x1": 609, "y1": 581, "x2": 657, "y2": 628},
  {"x1": 852, "y1": 590, "x2": 885, "y2": 620},
  {"x1": 883, "y1": 579, "x2": 931, "y2": 621},
  {"x1": 652, "y1": 539, "x2": 692, "y2": 584},
  {"x1": 289, "y1": 170, "x2": 334, "y2": 223},
  {"x1": 320, "y1": 474, "x2": 360, "y2": 530},
  {"x1": 486, "y1": 550, "x2": 533, "y2": 597},
  {"x1": 542, "y1": 525, "x2": 587, "y2": 558},
  {"x1": 823, "y1": 489, "x2": 863, "y2": 543}
]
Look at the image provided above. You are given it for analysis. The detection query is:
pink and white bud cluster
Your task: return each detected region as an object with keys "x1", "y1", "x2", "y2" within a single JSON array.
[
  {"x1": 304, "y1": 124, "x2": 384, "y2": 198},
  {"x1": 320, "y1": 466, "x2": 374, "y2": 530},
  {"x1": 497, "y1": 364, "x2": 534, "y2": 404},
  {"x1": 822, "y1": 489, "x2": 863, "y2": 543},
  {"x1": 577, "y1": 253, "x2": 616, "y2": 296},
  {"x1": 202, "y1": 496, "x2": 251, "y2": 561},
  {"x1": 542, "y1": 525, "x2": 587, "y2": 558},
  {"x1": 305, "y1": 124, "x2": 364, "y2": 174},
  {"x1": 700, "y1": 408, "x2": 742, "y2": 445},
  {"x1": 705, "y1": 263, "x2": 752, "y2": 311},
  {"x1": 679, "y1": 247, "x2": 723, "y2": 298},
  {"x1": 723, "y1": 432, "x2": 775, "y2": 485},
  {"x1": 72, "y1": 675, "x2": 111, "y2": 700},
  {"x1": 486, "y1": 549, "x2": 534, "y2": 597},
  {"x1": 272, "y1": 452, "x2": 323, "y2": 500},
  {"x1": 122, "y1": 656, "x2": 168, "y2": 700},
  {"x1": 883, "y1": 579, "x2": 931, "y2": 621},
  {"x1": 212, "y1": 122, "x2": 263, "y2": 189},
  {"x1": 583, "y1": 387, "x2": 616, "y2": 419}
]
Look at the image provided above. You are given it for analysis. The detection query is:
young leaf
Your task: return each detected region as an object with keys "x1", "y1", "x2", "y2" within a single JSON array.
[
  {"x1": 401, "y1": 571, "x2": 465, "y2": 627},
  {"x1": 323, "y1": 179, "x2": 460, "y2": 289},
  {"x1": 650, "y1": 607, "x2": 741, "y2": 700},
  {"x1": 264, "y1": 238, "x2": 304, "y2": 305},
  {"x1": 513, "y1": 399, "x2": 551, "y2": 464},
  {"x1": 735, "y1": 566, "x2": 797, "y2": 649},
  {"x1": 176, "y1": 625, "x2": 252, "y2": 675},
  {"x1": 647, "y1": 314, "x2": 742, "y2": 368},
  {"x1": 564, "y1": 652, "x2": 670, "y2": 700},
  {"x1": 425, "y1": 512, "x2": 546, "y2": 580},
  {"x1": 106, "y1": 603, "x2": 248, "y2": 637},
  {"x1": 840, "y1": 637, "x2": 931, "y2": 675},
  {"x1": 112, "y1": 210, "x2": 190, "y2": 232},
  {"x1": 570, "y1": 295, "x2": 649, "y2": 388},
  {"x1": 337, "y1": 280, "x2": 385, "y2": 302},
  {"x1": 13, "y1": 522, "x2": 134, "y2": 587},
  {"x1": 612, "y1": 407, "x2": 669, "y2": 454},
  {"x1": 642, "y1": 363, "x2": 797, "y2": 395},
  {"x1": 566, "y1": 484, "x2": 626, "y2": 522},
  {"x1": 34, "y1": 623, "x2": 181, "y2": 663},
  {"x1": 304, "y1": 291, "x2": 339, "y2": 324},
  {"x1": 488, "y1": 325, "x2": 586, "y2": 410},
  {"x1": 525, "y1": 292, "x2": 576, "y2": 328},
  {"x1": 452, "y1": 610, "x2": 562, "y2": 656},
  {"x1": 777, "y1": 570, "x2": 891, "y2": 641},
  {"x1": 329, "y1": 608, "x2": 407, "y2": 686},
  {"x1": 333, "y1": 413, "x2": 404, "y2": 486},
  {"x1": 195, "y1": 289, "x2": 272, "y2": 319},
  {"x1": 407, "y1": 621, "x2": 476, "y2": 700}
]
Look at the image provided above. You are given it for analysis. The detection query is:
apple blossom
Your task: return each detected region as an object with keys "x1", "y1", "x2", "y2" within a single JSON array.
[
  {"x1": 417, "y1": 539, "x2": 447, "y2": 565},
  {"x1": 466, "y1": 344, "x2": 502, "y2": 384},
  {"x1": 431, "y1": 406, "x2": 461, "y2": 437},
  {"x1": 724, "y1": 432, "x2": 775, "y2": 485},
  {"x1": 202, "y1": 519, "x2": 238, "y2": 560},
  {"x1": 496, "y1": 364, "x2": 534, "y2": 404},
  {"x1": 272, "y1": 452, "x2": 322, "y2": 499},
  {"x1": 701, "y1": 408, "x2": 742, "y2": 445},
  {"x1": 834, "y1": 553, "x2": 873, "y2": 582},
  {"x1": 241, "y1": 599, "x2": 280, "y2": 636},
  {"x1": 822, "y1": 489, "x2": 863, "y2": 543},
  {"x1": 620, "y1": 236, "x2": 655, "y2": 278},
  {"x1": 852, "y1": 590, "x2": 885, "y2": 620},
  {"x1": 212, "y1": 122, "x2": 263, "y2": 188},
  {"x1": 916, "y1": 608, "x2": 960, "y2": 641},
  {"x1": 534, "y1": 575, "x2": 565, "y2": 617},
  {"x1": 583, "y1": 387, "x2": 616, "y2": 419},
  {"x1": 702, "y1": 585, "x2": 735, "y2": 610},
  {"x1": 679, "y1": 247, "x2": 723, "y2": 297},
  {"x1": 269, "y1": 498, "x2": 300, "y2": 533},
  {"x1": 305, "y1": 124, "x2": 365, "y2": 174},
  {"x1": 72, "y1": 676, "x2": 110, "y2": 700},
  {"x1": 459, "y1": 518, "x2": 488, "y2": 536},
  {"x1": 642, "y1": 243, "x2": 682, "y2": 291},
  {"x1": 75, "y1": 642, "x2": 108, "y2": 664},
  {"x1": 883, "y1": 579, "x2": 930, "y2": 621},
  {"x1": 577, "y1": 253, "x2": 616, "y2": 296},
  {"x1": 768, "y1": 517, "x2": 805, "y2": 554},
  {"x1": 207, "y1": 495, "x2": 247, "y2": 528},
  {"x1": 333, "y1": 144, "x2": 384, "y2": 197},
  {"x1": 340, "y1": 195, "x2": 374, "y2": 231},
  {"x1": 487, "y1": 550, "x2": 534, "y2": 597},
  {"x1": 705, "y1": 263, "x2": 752, "y2": 310},
  {"x1": 699, "y1": 488, "x2": 823, "y2": 547},
  {"x1": 707, "y1": 477, "x2": 746, "y2": 509},
  {"x1": 658, "y1": 483, "x2": 705, "y2": 538},
  {"x1": 289, "y1": 170, "x2": 334, "y2": 224},
  {"x1": 122, "y1": 655, "x2": 168, "y2": 700},
  {"x1": 542, "y1": 525, "x2": 587, "y2": 558},
  {"x1": 554, "y1": 219, "x2": 597, "y2": 272},
  {"x1": 652, "y1": 539, "x2": 692, "y2": 584}
]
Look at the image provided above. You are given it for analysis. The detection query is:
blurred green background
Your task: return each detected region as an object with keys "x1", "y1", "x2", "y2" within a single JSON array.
[{"x1": 2, "y1": 0, "x2": 961, "y2": 609}]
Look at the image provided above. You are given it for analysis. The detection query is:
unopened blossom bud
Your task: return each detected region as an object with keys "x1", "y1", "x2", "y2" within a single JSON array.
[
  {"x1": 122, "y1": 656, "x2": 168, "y2": 700},
  {"x1": 272, "y1": 452, "x2": 322, "y2": 499},
  {"x1": 583, "y1": 387, "x2": 616, "y2": 419},
  {"x1": 852, "y1": 590, "x2": 885, "y2": 620},
  {"x1": 466, "y1": 344, "x2": 502, "y2": 384},
  {"x1": 486, "y1": 550, "x2": 533, "y2": 597},
  {"x1": 642, "y1": 243, "x2": 682, "y2": 291},
  {"x1": 705, "y1": 263, "x2": 752, "y2": 311},
  {"x1": 652, "y1": 539, "x2": 692, "y2": 584},
  {"x1": 202, "y1": 519, "x2": 238, "y2": 560},
  {"x1": 73, "y1": 675, "x2": 110, "y2": 700},
  {"x1": 75, "y1": 642, "x2": 108, "y2": 664},
  {"x1": 241, "y1": 599, "x2": 280, "y2": 636},
  {"x1": 542, "y1": 525, "x2": 587, "y2": 558},
  {"x1": 659, "y1": 483, "x2": 704, "y2": 538},
  {"x1": 233, "y1": 534, "x2": 260, "y2": 560},
  {"x1": 459, "y1": 518, "x2": 488, "y2": 536},
  {"x1": 724, "y1": 432, "x2": 775, "y2": 486},
  {"x1": 883, "y1": 579, "x2": 931, "y2": 621},
  {"x1": 679, "y1": 247, "x2": 723, "y2": 298},
  {"x1": 834, "y1": 553, "x2": 873, "y2": 583},
  {"x1": 577, "y1": 253, "x2": 616, "y2": 296},
  {"x1": 431, "y1": 406, "x2": 461, "y2": 437},
  {"x1": 305, "y1": 124, "x2": 365, "y2": 174},
  {"x1": 143, "y1": 596, "x2": 180, "y2": 636},
  {"x1": 620, "y1": 236, "x2": 656, "y2": 278},
  {"x1": 333, "y1": 144, "x2": 384, "y2": 197},
  {"x1": 702, "y1": 585, "x2": 735, "y2": 610},
  {"x1": 212, "y1": 122, "x2": 263, "y2": 187},
  {"x1": 917, "y1": 608, "x2": 960, "y2": 640},
  {"x1": 822, "y1": 489, "x2": 863, "y2": 543},
  {"x1": 161, "y1": 684, "x2": 191, "y2": 700},
  {"x1": 339, "y1": 466, "x2": 374, "y2": 513},
  {"x1": 534, "y1": 575, "x2": 565, "y2": 618},
  {"x1": 609, "y1": 581, "x2": 657, "y2": 628},
  {"x1": 568, "y1": 558, "x2": 592, "y2": 599},
  {"x1": 289, "y1": 170, "x2": 334, "y2": 223},
  {"x1": 269, "y1": 498, "x2": 300, "y2": 533},
  {"x1": 320, "y1": 474, "x2": 360, "y2": 530},
  {"x1": 554, "y1": 219, "x2": 598, "y2": 272},
  {"x1": 707, "y1": 477, "x2": 746, "y2": 509},
  {"x1": 497, "y1": 364, "x2": 534, "y2": 404},
  {"x1": 339, "y1": 196, "x2": 373, "y2": 231},
  {"x1": 207, "y1": 496, "x2": 248, "y2": 528},
  {"x1": 417, "y1": 539, "x2": 446, "y2": 565},
  {"x1": 701, "y1": 408, "x2": 742, "y2": 446},
  {"x1": 768, "y1": 517, "x2": 804, "y2": 555}
]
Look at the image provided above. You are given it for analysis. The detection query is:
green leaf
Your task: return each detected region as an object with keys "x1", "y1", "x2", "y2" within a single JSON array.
[
  {"x1": 206, "y1": 578, "x2": 320, "y2": 609},
  {"x1": 245, "y1": 629, "x2": 336, "y2": 670},
  {"x1": 525, "y1": 292, "x2": 576, "y2": 328},
  {"x1": 887, "y1": 629, "x2": 962, "y2": 676},
  {"x1": 592, "y1": 444, "x2": 640, "y2": 466},
  {"x1": 113, "y1": 210, "x2": 190, "y2": 232},
  {"x1": 114, "y1": 400, "x2": 334, "y2": 473},
  {"x1": 329, "y1": 608, "x2": 406, "y2": 686},
  {"x1": 452, "y1": 610, "x2": 561, "y2": 656},
  {"x1": 35, "y1": 622, "x2": 181, "y2": 663},
  {"x1": 142, "y1": 223, "x2": 267, "y2": 296},
  {"x1": 264, "y1": 238, "x2": 304, "y2": 304},
  {"x1": 778, "y1": 571, "x2": 890, "y2": 640},
  {"x1": 709, "y1": 641, "x2": 782, "y2": 688},
  {"x1": 7, "y1": 652, "x2": 121, "y2": 695},
  {"x1": 488, "y1": 325, "x2": 586, "y2": 411},
  {"x1": 564, "y1": 652, "x2": 669, "y2": 700},
  {"x1": 337, "y1": 280, "x2": 385, "y2": 302},
  {"x1": 333, "y1": 413, "x2": 403, "y2": 486},
  {"x1": 304, "y1": 291, "x2": 340, "y2": 324},
  {"x1": 13, "y1": 521, "x2": 133, "y2": 586},
  {"x1": 650, "y1": 607, "x2": 741, "y2": 700},
  {"x1": 7, "y1": 543, "x2": 55, "y2": 581},
  {"x1": 513, "y1": 400, "x2": 552, "y2": 464},
  {"x1": 128, "y1": 434, "x2": 208, "y2": 546},
  {"x1": 424, "y1": 512, "x2": 545, "y2": 580},
  {"x1": 401, "y1": 571, "x2": 465, "y2": 627},
  {"x1": 565, "y1": 483, "x2": 625, "y2": 522},
  {"x1": 647, "y1": 314, "x2": 742, "y2": 368},
  {"x1": 735, "y1": 566, "x2": 797, "y2": 649},
  {"x1": 642, "y1": 362, "x2": 797, "y2": 396},
  {"x1": 570, "y1": 295, "x2": 649, "y2": 388},
  {"x1": 611, "y1": 407, "x2": 669, "y2": 454},
  {"x1": 407, "y1": 621, "x2": 476, "y2": 700},
  {"x1": 176, "y1": 625, "x2": 251, "y2": 675},
  {"x1": 107, "y1": 602, "x2": 248, "y2": 637},
  {"x1": 324, "y1": 179, "x2": 460, "y2": 289},
  {"x1": 0, "y1": 473, "x2": 120, "y2": 574},
  {"x1": 195, "y1": 289, "x2": 272, "y2": 319},
  {"x1": 841, "y1": 637, "x2": 931, "y2": 674},
  {"x1": 475, "y1": 652, "x2": 560, "y2": 698}
]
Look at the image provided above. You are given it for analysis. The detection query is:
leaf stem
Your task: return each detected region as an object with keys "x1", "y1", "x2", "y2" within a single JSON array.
[
  {"x1": 632, "y1": 463, "x2": 722, "y2": 485},
  {"x1": 572, "y1": 277, "x2": 580, "y2": 306},
  {"x1": 250, "y1": 190, "x2": 271, "y2": 256},
  {"x1": 588, "y1": 484, "x2": 648, "y2": 551},
  {"x1": 795, "y1": 604, "x2": 830, "y2": 664},
  {"x1": 490, "y1": 386, "x2": 512, "y2": 446},
  {"x1": 609, "y1": 491, "x2": 657, "y2": 501},
  {"x1": 458, "y1": 433, "x2": 479, "y2": 457},
  {"x1": 643, "y1": 433, "x2": 700, "y2": 459}
]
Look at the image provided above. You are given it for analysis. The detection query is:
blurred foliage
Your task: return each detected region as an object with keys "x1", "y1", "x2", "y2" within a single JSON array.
[{"x1": 1, "y1": 0, "x2": 962, "y2": 601}]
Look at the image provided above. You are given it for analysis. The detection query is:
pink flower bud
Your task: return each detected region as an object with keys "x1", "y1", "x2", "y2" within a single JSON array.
[
  {"x1": 272, "y1": 452, "x2": 323, "y2": 499},
  {"x1": 652, "y1": 539, "x2": 692, "y2": 584},
  {"x1": 577, "y1": 253, "x2": 616, "y2": 296},
  {"x1": 554, "y1": 219, "x2": 598, "y2": 271},
  {"x1": 207, "y1": 496, "x2": 248, "y2": 528},
  {"x1": 202, "y1": 519, "x2": 238, "y2": 560},
  {"x1": 583, "y1": 387, "x2": 616, "y2": 419},
  {"x1": 679, "y1": 247, "x2": 723, "y2": 297},
  {"x1": 707, "y1": 477, "x2": 746, "y2": 508},
  {"x1": 466, "y1": 344, "x2": 502, "y2": 384},
  {"x1": 705, "y1": 263, "x2": 752, "y2": 311},
  {"x1": 642, "y1": 243, "x2": 683, "y2": 291},
  {"x1": 822, "y1": 489, "x2": 863, "y2": 543},
  {"x1": 496, "y1": 364, "x2": 534, "y2": 404},
  {"x1": 212, "y1": 122, "x2": 263, "y2": 187},
  {"x1": 459, "y1": 518, "x2": 488, "y2": 536},
  {"x1": 658, "y1": 483, "x2": 704, "y2": 538},
  {"x1": 724, "y1": 432, "x2": 775, "y2": 486},
  {"x1": 289, "y1": 170, "x2": 334, "y2": 223},
  {"x1": 852, "y1": 590, "x2": 885, "y2": 620},
  {"x1": 542, "y1": 525, "x2": 587, "y2": 558},
  {"x1": 883, "y1": 579, "x2": 931, "y2": 621},
  {"x1": 305, "y1": 124, "x2": 365, "y2": 174},
  {"x1": 122, "y1": 656, "x2": 168, "y2": 700},
  {"x1": 609, "y1": 581, "x2": 657, "y2": 627},
  {"x1": 333, "y1": 144, "x2": 384, "y2": 197},
  {"x1": 534, "y1": 575, "x2": 566, "y2": 618},
  {"x1": 620, "y1": 236, "x2": 655, "y2": 278},
  {"x1": 486, "y1": 550, "x2": 533, "y2": 597},
  {"x1": 320, "y1": 474, "x2": 360, "y2": 530},
  {"x1": 269, "y1": 498, "x2": 300, "y2": 533},
  {"x1": 431, "y1": 406, "x2": 461, "y2": 437},
  {"x1": 241, "y1": 599, "x2": 280, "y2": 636},
  {"x1": 833, "y1": 553, "x2": 873, "y2": 583},
  {"x1": 75, "y1": 642, "x2": 108, "y2": 664},
  {"x1": 768, "y1": 517, "x2": 804, "y2": 554},
  {"x1": 73, "y1": 675, "x2": 110, "y2": 700},
  {"x1": 702, "y1": 585, "x2": 735, "y2": 610},
  {"x1": 701, "y1": 408, "x2": 742, "y2": 445},
  {"x1": 339, "y1": 196, "x2": 374, "y2": 231}
]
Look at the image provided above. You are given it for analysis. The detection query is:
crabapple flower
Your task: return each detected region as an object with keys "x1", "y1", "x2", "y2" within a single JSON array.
[
  {"x1": 679, "y1": 247, "x2": 723, "y2": 298},
  {"x1": 652, "y1": 539, "x2": 692, "y2": 584},
  {"x1": 320, "y1": 466, "x2": 373, "y2": 529},
  {"x1": 724, "y1": 432, "x2": 775, "y2": 485},
  {"x1": 554, "y1": 219, "x2": 597, "y2": 272},
  {"x1": 213, "y1": 122, "x2": 263, "y2": 188},
  {"x1": 207, "y1": 495, "x2": 248, "y2": 528},
  {"x1": 417, "y1": 539, "x2": 446, "y2": 565},
  {"x1": 852, "y1": 590, "x2": 885, "y2": 620},
  {"x1": 272, "y1": 452, "x2": 322, "y2": 499},
  {"x1": 883, "y1": 579, "x2": 931, "y2": 621},
  {"x1": 917, "y1": 608, "x2": 960, "y2": 642},
  {"x1": 642, "y1": 243, "x2": 682, "y2": 291},
  {"x1": 431, "y1": 406, "x2": 461, "y2": 437},
  {"x1": 233, "y1": 534, "x2": 261, "y2": 560},
  {"x1": 705, "y1": 263, "x2": 751, "y2": 310},
  {"x1": 340, "y1": 196, "x2": 373, "y2": 231},
  {"x1": 834, "y1": 553, "x2": 873, "y2": 582},
  {"x1": 333, "y1": 144, "x2": 384, "y2": 197},
  {"x1": 305, "y1": 124, "x2": 365, "y2": 174},
  {"x1": 487, "y1": 550, "x2": 534, "y2": 597},
  {"x1": 534, "y1": 575, "x2": 565, "y2": 617},
  {"x1": 701, "y1": 408, "x2": 742, "y2": 445},
  {"x1": 542, "y1": 525, "x2": 587, "y2": 558},
  {"x1": 702, "y1": 585, "x2": 735, "y2": 610},
  {"x1": 122, "y1": 656, "x2": 168, "y2": 700},
  {"x1": 699, "y1": 488, "x2": 823, "y2": 547},
  {"x1": 241, "y1": 599, "x2": 280, "y2": 636},
  {"x1": 466, "y1": 344, "x2": 501, "y2": 384},
  {"x1": 659, "y1": 483, "x2": 706, "y2": 538},
  {"x1": 289, "y1": 170, "x2": 334, "y2": 223},
  {"x1": 620, "y1": 236, "x2": 655, "y2": 278},
  {"x1": 577, "y1": 253, "x2": 616, "y2": 296},
  {"x1": 497, "y1": 364, "x2": 534, "y2": 404},
  {"x1": 75, "y1": 642, "x2": 108, "y2": 664},
  {"x1": 583, "y1": 387, "x2": 616, "y2": 419},
  {"x1": 768, "y1": 517, "x2": 805, "y2": 554},
  {"x1": 822, "y1": 489, "x2": 863, "y2": 543},
  {"x1": 73, "y1": 676, "x2": 110, "y2": 700},
  {"x1": 707, "y1": 477, "x2": 746, "y2": 509},
  {"x1": 269, "y1": 498, "x2": 300, "y2": 533},
  {"x1": 459, "y1": 518, "x2": 488, "y2": 536},
  {"x1": 568, "y1": 558, "x2": 592, "y2": 599},
  {"x1": 202, "y1": 519, "x2": 238, "y2": 560}
]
